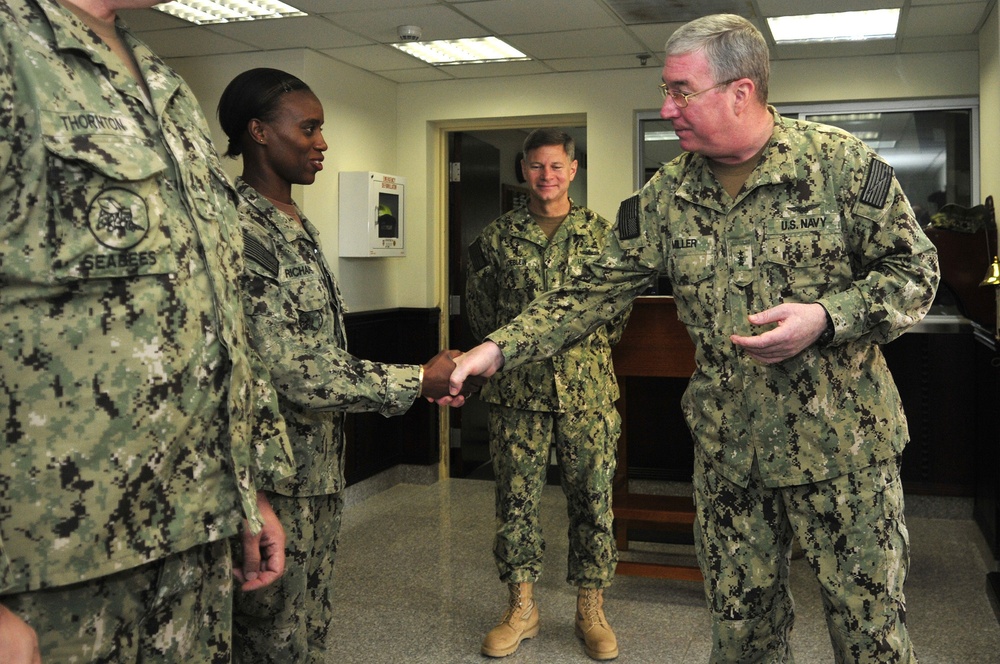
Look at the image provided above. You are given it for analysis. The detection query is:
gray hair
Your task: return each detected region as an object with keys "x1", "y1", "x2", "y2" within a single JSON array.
[{"x1": 664, "y1": 14, "x2": 770, "y2": 103}]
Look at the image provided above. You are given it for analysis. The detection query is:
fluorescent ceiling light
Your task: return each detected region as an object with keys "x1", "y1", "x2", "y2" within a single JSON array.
[
  {"x1": 767, "y1": 9, "x2": 900, "y2": 44},
  {"x1": 646, "y1": 130, "x2": 679, "y2": 141},
  {"x1": 155, "y1": 0, "x2": 305, "y2": 25},
  {"x1": 808, "y1": 113, "x2": 883, "y2": 124},
  {"x1": 392, "y1": 37, "x2": 529, "y2": 65}
]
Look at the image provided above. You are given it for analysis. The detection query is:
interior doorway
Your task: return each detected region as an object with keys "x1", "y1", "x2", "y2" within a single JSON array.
[{"x1": 445, "y1": 122, "x2": 588, "y2": 479}]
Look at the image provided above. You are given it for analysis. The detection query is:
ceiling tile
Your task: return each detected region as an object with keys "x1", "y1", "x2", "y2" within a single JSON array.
[
  {"x1": 323, "y1": 5, "x2": 487, "y2": 42},
  {"x1": 628, "y1": 22, "x2": 686, "y2": 55},
  {"x1": 207, "y1": 16, "x2": 370, "y2": 50},
  {"x1": 456, "y1": 0, "x2": 619, "y2": 35},
  {"x1": 438, "y1": 59, "x2": 553, "y2": 78},
  {"x1": 136, "y1": 27, "x2": 258, "y2": 58},
  {"x1": 119, "y1": 8, "x2": 189, "y2": 30},
  {"x1": 904, "y1": 2, "x2": 988, "y2": 37},
  {"x1": 295, "y1": 0, "x2": 431, "y2": 11},
  {"x1": 320, "y1": 44, "x2": 428, "y2": 71},
  {"x1": 546, "y1": 53, "x2": 663, "y2": 73},
  {"x1": 506, "y1": 27, "x2": 644, "y2": 59},
  {"x1": 603, "y1": 0, "x2": 753, "y2": 23}
]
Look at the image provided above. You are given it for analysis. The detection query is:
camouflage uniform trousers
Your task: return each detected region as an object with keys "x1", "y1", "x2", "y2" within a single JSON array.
[
  {"x1": 489, "y1": 403, "x2": 620, "y2": 587},
  {"x1": 693, "y1": 454, "x2": 915, "y2": 663},
  {"x1": 3, "y1": 539, "x2": 232, "y2": 663},
  {"x1": 233, "y1": 491, "x2": 344, "y2": 664}
]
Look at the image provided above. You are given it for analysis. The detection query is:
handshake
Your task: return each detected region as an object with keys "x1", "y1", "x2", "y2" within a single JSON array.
[{"x1": 418, "y1": 342, "x2": 506, "y2": 406}]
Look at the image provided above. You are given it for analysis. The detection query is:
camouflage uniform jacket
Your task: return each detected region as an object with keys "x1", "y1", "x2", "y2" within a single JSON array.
[
  {"x1": 0, "y1": 0, "x2": 293, "y2": 593},
  {"x1": 237, "y1": 179, "x2": 421, "y2": 496},
  {"x1": 487, "y1": 111, "x2": 939, "y2": 488},
  {"x1": 466, "y1": 204, "x2": 630, "y2": 412}
]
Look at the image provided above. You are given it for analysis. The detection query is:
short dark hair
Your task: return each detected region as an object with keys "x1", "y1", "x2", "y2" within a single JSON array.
[
  {"x1": 217, "y1": 68, "x2": 312, "y2": 158},
  {"x1": 522, "y1": 128, "x2": 575, "y2": 162}
]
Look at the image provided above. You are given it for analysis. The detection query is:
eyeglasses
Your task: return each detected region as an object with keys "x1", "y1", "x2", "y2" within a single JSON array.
[{"x1": 659, "y1": 79, "x2": 737, "y2": 108}]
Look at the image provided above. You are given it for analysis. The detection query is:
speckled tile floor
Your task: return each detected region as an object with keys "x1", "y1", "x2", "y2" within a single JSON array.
[{"x1": 327, "y1": 476, "x2": 1000, "y2": 663}]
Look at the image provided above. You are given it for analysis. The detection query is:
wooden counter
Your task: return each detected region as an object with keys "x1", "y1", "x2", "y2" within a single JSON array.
[{"x1": 611, "y1": 296, "x2": 700, "y2": 579}]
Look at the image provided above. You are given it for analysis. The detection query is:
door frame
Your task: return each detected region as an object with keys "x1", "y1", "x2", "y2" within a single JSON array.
[{"x1": 431, "y1": 113, "x2": 587, "y2": 479}]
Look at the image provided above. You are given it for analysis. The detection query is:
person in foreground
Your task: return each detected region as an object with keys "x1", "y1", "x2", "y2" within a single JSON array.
[
  {"x1": 466, "y1": 128, "x2": 630, "y2": 660},
  {"x1": 217, "y1": 67, "x2": 459, "y2": 664},
  {"x1": 446, "y1": 13, "x2": 939, "y2": 663},
  {"x1": 0, "y1": 1, "x2": 295, "y2": 662}
]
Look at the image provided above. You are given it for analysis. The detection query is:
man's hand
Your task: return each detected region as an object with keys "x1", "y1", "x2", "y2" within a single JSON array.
[
  {"x1": 432, "y1": 342, "x2": 504, "y2": 406},
  {"x1": 730, "y1": 302, "x2": 829, "y2": 364},
  {"x1": 0, "y1": 604, "x2": 41, "y2": 664},
  {"x1": 419, "y1": 350, "x2": 461, "y2": 400},
  {"x1": 235, "y1": 491, "x2": 286, "y2": 592}
]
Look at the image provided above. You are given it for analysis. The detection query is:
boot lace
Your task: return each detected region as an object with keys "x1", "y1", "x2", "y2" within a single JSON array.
[
  {"x1": 501, "y1": 585, "x2": 525, "y2": 623},
  {"x1": 580, "y1": 589, "x2": 606, "y2": 627}
]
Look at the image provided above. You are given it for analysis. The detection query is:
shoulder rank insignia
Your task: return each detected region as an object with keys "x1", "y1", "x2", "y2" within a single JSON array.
[
  {"x1": 468, "y1": 237, "x2": 488, "y2": 273},
  {"x1": 859, "y1": 157, "x2": 893, "y2": 209},
  {"x1": 616, "y1": 194, "x2": 641, "y2": 240},
  {"x1": 242, "y1": 228, "x2": 279, "y2": 278}
]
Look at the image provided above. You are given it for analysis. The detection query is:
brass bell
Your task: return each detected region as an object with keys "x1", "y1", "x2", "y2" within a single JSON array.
[{"x1": 981, "y1": 255, "x2": 1000, "y2": 287}]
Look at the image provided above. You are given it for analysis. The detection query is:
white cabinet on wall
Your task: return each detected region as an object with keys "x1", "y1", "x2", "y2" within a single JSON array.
[{"x1": 339, "y1": 171, "x2": 405, "y2": 257}]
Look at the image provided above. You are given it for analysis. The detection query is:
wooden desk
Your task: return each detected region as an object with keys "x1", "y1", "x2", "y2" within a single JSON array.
[{"x1": 611, "y1": 296, "x2": 701, "y2": 580}]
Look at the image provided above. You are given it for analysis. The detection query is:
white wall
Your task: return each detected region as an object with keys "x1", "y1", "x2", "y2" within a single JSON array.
[{"x1": 172, "y1": 46, "x2": 985, "y2": 318}]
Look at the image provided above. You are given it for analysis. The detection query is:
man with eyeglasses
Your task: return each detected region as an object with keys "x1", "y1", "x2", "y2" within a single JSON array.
[{"x1": 444, "y1": 13, "x2": 938, "y2": 663}]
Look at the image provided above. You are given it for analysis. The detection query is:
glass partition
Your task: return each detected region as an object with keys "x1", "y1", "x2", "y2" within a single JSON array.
[
  {"x1": 779, "y1": 98, "x2": 979, "y2": 219},
  {"x1": 636, "y1": 98, "x2": 980, "y2": 214}
]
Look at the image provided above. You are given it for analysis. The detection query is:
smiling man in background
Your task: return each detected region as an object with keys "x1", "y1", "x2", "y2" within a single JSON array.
[{"x1": 466, "y1": 128, "x2": 630, "y2": 661}]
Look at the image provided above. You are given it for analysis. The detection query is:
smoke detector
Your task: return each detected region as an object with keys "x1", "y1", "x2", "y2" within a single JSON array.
[{"x1": 398, "y1": 25, "x2": 422, "y2": 41}]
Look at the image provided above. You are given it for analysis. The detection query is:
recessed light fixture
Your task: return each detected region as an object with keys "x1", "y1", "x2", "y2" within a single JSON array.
[
  {"x1": 154, "y1": 0, "x2": 306, "y2": 25},
  {"x1": 767, "y1": 9, "x2": 900, "y2": 44},
  {"x1": 392, "y1": 37, "x2": 529, "y2": 65},
  {"x1": 645, "y1": 130, "x2": 678, "y2": 142},
  {"x1": 852, "y1": 131, "x2": 880, "y2": 141},
  {"x1": 808, "y1": 113, "x2": 883, "y2": 124}
]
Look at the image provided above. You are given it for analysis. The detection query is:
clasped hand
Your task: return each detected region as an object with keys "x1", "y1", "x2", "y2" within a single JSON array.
[
  {"x1": 420, "y1": 349, "x2": 487, "y2": 403},
  {"x1": 730, "y1": 302, "x2": 829, "y2": 364}
]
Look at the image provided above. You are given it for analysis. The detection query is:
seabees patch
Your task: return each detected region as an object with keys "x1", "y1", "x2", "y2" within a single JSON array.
[{"x1": 88, "y1": 187, "x2": 149, "y2": 250}]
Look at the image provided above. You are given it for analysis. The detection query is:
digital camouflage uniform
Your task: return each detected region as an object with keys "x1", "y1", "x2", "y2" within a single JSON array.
[
  {"x1": 484, "y1": 111, "x2": 938, "y2": 663},
  {"x1": 0, "y1": 1, "x2": 293, "y2": 660},
  {"x1": 466, "y1": 203, "x2": 630, "y2": 588},
  {"x1": 233, "y1": 179, "x2": 422, "y2": 663}
]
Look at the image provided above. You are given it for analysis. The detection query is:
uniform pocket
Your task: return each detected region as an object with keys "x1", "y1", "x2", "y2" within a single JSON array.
[
  {"x1": 290, "y1": 278, "x2": 329, "y2": 333},
  {"x1": 667, "y1": 247, "x2": 716, "y2": 328},
  {"x1": 39, "y1": 117, "x2": 178, "y2": 283},
  {"x1": 760, "y1": 226, "x2": 848, "y2": 307}
]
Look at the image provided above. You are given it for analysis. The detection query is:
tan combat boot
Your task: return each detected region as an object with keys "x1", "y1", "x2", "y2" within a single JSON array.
[
  {"x1": 481, "y1": 582, "x2": 540, "y2": 657},
  {"x1": 575, "y1": 587, "x2": 618, "y2": 660}
]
